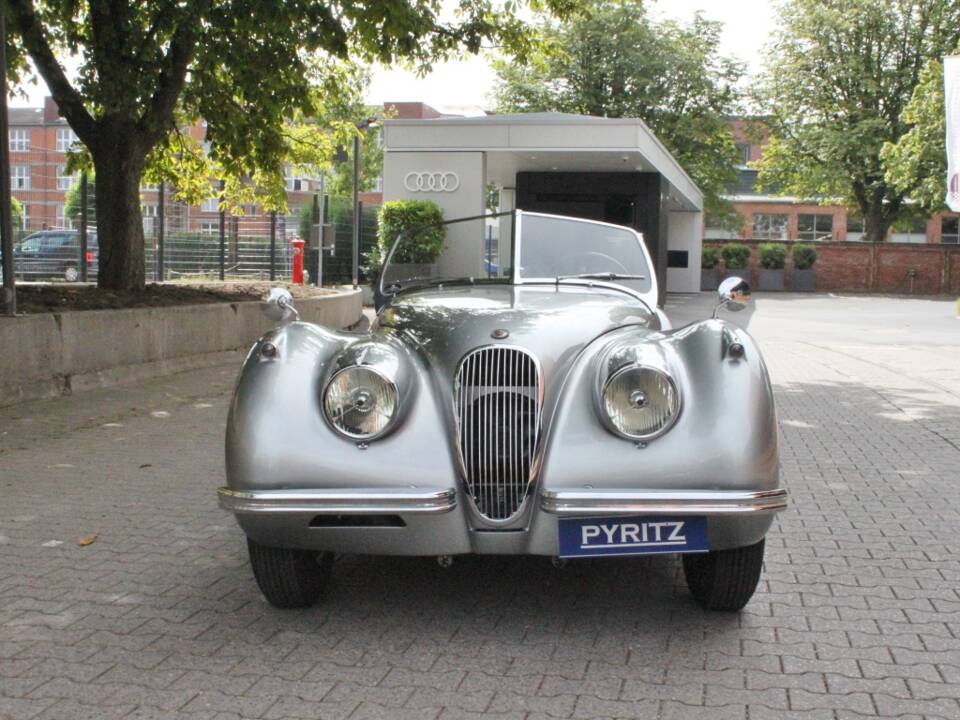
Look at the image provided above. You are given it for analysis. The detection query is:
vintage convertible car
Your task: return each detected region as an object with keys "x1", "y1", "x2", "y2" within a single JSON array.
[{"x1": 219, "y1": 211, "x2": 785, "y2": 611}]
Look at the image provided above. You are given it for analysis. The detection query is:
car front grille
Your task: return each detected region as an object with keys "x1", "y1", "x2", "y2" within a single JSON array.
[{"x1": 454, "y1": 346, "x2": 542, "y2": 521}]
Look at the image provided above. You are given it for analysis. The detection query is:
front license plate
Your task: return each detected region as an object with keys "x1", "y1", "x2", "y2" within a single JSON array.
[{"x1": 558, "y1": 515, "x2": 709, "y2": 558}]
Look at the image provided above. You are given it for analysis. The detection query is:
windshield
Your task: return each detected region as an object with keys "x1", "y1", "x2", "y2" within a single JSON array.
[
  {"x1": 377, "y1": 210, "x2": 652, "y2": 296},
  {"x1": 378, "y1": 211, "x2": 513, "y2": 295},
  {"x1": 518, "y1": 213, "x2": 653, "y2": 294}
]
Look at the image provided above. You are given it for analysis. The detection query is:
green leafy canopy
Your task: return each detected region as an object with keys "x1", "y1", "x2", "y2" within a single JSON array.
[
  {"x1": 492, "y1": 0, "x2": 746, "y2": 231},
  {"x1": 753, "y1": 0, "x2": 960, "y2": 242},
  {"x1": 5, "y1": 0, "x2": 578, "y2": 288}
]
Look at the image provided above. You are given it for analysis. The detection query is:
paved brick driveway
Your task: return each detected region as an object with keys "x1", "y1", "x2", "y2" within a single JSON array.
[{"x1": 1, "y1": 293, "x2": 959, "y2": 720}]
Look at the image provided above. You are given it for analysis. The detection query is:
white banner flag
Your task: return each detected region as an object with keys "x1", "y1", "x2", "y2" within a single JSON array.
[{"x1": 945, "y1": 56, "x2": 960, "y2": 211}]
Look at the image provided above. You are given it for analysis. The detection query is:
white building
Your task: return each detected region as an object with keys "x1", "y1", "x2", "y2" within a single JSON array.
[{"x1": 382, "y1": 112, "x2": 704, "y2": 302}]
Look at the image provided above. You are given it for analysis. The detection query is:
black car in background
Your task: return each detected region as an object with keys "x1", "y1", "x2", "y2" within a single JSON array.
[{"x1": 11, "y1": 230, "x2": 98, "y2": 281}]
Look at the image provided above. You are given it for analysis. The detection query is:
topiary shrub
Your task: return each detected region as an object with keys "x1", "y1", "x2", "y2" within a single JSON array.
[
  {"x1": 758, "y1": 243, "x2": 786, "y2": 270},
  {"x1": 701, "y1": 246, "x2": 720, "y2": 269},
  {"x1": 365, "y1": 200, "x2": 446, "y2": 276},
  {"x1": 721, "y1": 243, "x2": 752, "y2": 270},
  {"x1": 792, "y1": 243, "x2": 817, "y2": 270}
]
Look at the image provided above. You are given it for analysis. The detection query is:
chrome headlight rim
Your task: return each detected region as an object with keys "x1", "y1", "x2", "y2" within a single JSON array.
[
  {"x1": 599, "y1": 363, "x2": 681, "y2": 441},
  {"x1": 322, "y1": 364, "x2": 401, "y2": 442}
]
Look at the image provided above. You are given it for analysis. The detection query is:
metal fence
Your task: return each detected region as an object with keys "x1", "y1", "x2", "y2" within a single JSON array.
[{"x1": 3, "y1": 188, "x2": 382, "y2": 286}]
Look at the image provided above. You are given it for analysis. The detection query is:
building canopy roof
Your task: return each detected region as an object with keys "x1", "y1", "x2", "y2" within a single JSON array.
[{"x1": 384, "y1": 111, "x2": 703, "y2": 212}]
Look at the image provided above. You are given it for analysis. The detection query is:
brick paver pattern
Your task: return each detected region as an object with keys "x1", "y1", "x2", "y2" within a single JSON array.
[{"x1": 1, "y1": 294, "x2": 959, "y2": 719}]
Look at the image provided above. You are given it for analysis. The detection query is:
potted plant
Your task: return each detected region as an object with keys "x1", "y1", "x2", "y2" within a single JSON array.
[
  {"x1": 758, "y1": 243, "x2": 786, "y2": 291},
  {"x1": 366, "y1": 200, "x2": 446, "y2": 294},
  {"x1": 701, "y1": 246, "x2": 721, "y2": 290},
  {"x1": 721, "y1": 243, "x2": 752, "y2": 279},
  {"x1": 792, "y1": 243, "x2": 817, "y2": 291}
]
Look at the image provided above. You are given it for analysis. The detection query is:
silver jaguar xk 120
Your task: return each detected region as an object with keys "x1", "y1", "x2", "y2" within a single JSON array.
[{"x1": 218, "y1": 211, "x2": 785, "y2": 611}]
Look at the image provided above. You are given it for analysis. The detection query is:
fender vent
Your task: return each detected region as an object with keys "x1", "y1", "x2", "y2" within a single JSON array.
[{"x1": 454, "y1": 346, "x2": 542, "y2": 521}]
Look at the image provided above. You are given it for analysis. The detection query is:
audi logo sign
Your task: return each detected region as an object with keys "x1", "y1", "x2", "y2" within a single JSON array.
[{"x1": 403, "y1": 171, "x2": 460, "y2": 193}]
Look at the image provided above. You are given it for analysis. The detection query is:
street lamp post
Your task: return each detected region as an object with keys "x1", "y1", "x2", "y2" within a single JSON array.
[
  {"x1": 0, "y1": 1, "x2": 17, "y2": 314},
  {"x1": 352, "y1": 118, "x2": 377, "y2": 289}
]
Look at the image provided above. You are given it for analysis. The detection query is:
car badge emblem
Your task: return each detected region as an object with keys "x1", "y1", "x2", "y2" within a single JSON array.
[{"x1": 491, "y1": 328, "x2": 509, "y2": 340}]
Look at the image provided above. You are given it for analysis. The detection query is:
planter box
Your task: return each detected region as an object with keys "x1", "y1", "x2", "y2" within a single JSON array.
[
  {"x1": 701, "y1": 268, "x2": 719, "y2": 291},
  {"x1": 792, "y1": 268, "x2": 816, "y2": 292},
  {"x1": 758, "y1": 268, "x2": 785, "y2": 291}
]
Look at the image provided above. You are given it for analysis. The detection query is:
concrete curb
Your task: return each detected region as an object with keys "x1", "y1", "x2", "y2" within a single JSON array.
[{"x1": 0, "y1": 289, "x2": 362, "y2": 407}]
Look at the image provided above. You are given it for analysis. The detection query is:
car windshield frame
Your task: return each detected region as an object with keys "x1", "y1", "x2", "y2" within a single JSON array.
[{"x1": 378, "y1": 209, "x2": 655, "y2": 304}]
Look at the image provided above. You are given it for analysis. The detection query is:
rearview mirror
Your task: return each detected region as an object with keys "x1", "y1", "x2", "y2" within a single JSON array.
[
  {"x1": 263, "y1": 287, "x2": 299, "y2": 322},
  {"x1": 714, "y1": 276, "x2": 751, "y2": 318}
]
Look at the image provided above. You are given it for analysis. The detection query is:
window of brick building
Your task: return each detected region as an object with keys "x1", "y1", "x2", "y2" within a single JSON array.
[
  {"x1": 735, "y1": 143, "x2": 751, "y2": 166},
  {"x1": 797, "y1": 214, "x2": 833, "y2": 241},
  {"x1": 942, "y1": 217, "x2": 959, "y2": 244},
  {"x1": 56, "y1": 165, "x2": 76, "y2": 191},
  {"x1": 9, "y1": 128, "x2": 28, "y2": 152},
  {"x1": 56, "y1": 127, "x2": 78, "y2": 153},
  {"x1": 11, "y1": 165, "x2": 29, "y2": 190},
  {"x1": 201, "y1": 196, "x2": 219, "y2": 213},
  {"x1": 752, "y1": 213, "x2": 788, "y2": 241},
  {"x1": 56, "y1": 203, "x2": 72, "y2": 229}
]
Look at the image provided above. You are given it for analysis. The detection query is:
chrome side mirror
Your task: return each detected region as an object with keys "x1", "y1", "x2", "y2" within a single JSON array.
[
  {"x1": 263, "y1": 287, "x2": 299, "y2": 322},
  {"x1": 713, "y1": 276, "x2": 752, "y2": 318}
]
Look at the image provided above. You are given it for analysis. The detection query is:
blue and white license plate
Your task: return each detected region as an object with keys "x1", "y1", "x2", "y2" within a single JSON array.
[{"x1": 558, "y1": 515, "x2": 709, "y2": 558}]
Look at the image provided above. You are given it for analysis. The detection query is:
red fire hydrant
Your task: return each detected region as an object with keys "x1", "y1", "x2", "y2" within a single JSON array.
[{"x1": 291, "y1": 238, "x2": 305, "y2": 285}]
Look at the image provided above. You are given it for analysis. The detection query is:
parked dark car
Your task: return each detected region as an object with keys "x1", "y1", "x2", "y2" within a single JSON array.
[{"x1": 9, "y1": 230, "x2": 98, "y2": 281}]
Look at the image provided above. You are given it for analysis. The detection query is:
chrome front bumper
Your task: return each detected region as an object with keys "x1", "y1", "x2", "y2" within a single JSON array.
[
  {"x1": 218, "y1": 486, "x2": 786, "y2": 517},
  {"x1": 217, "y1": 487, "x2": 457, "y2": 515},
  {"x1": 539, "y1": 488, "x2": 788, "y2": 516},
  {"x1": 217, "y1": 485, "x2": 786, "y2": 555}
]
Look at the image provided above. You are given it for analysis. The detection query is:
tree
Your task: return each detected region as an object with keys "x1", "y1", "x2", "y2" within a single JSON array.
[
  {"x1": 492, "y1": 0, "x2": 745, "y2": 229},
  {"x1": 754, "y1": 0, "x2": 960, "y2": 242},
  {"x1": 8, "y1": 197, "x2": 23, "y2": 235},
  {"x1": 6, "y1": 0, "x2": 575, "y2": 290},
  {"x1": 64, "y1": 173, "x2": 96, "y2": 228},
  {"x1": 881, "y1": 58, "x2": 949, "y2": 214}
]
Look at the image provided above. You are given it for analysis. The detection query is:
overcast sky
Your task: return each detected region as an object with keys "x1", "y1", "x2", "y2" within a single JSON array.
[
  {"x1": 11, "y1": 0, "x2": 776, "y2": 111},
  {"x1": 367, "y1": 0, "x2": 777, "y2": 112}
]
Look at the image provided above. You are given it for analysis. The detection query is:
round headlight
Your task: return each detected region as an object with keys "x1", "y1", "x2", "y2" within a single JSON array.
[
  {"x1": 323, "y1": 366, "x2": 398, "y2": 440},
  {"x1": 601, "y1": 365, "x2": 679, "y2": 439}
]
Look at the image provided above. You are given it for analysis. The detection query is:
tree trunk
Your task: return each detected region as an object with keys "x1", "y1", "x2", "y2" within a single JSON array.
[
  {"x1": 93, "y1": 139, "x2": 147, "y2": 290},
  {"x1": 862, "y1": 204, "x2": 888, "y2": 243}
]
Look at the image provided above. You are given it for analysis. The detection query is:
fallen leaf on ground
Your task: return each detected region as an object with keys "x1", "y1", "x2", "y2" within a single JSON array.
[{"x1": 77, "y1": 534, "x2": 98, "y2": 547}]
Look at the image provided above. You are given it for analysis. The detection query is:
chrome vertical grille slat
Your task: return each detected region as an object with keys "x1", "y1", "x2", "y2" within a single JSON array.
[{"x1": 454, "y1": 346, "x2": 542, "y2": 521}]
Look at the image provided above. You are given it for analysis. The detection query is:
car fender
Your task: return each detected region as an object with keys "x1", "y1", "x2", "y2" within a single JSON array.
[
  {"x1": 224, "y1": 322, "x2": 461, "y2": 495},
  {"x1": 537, "y1": 318, "x2": 779, "y2": 494}
]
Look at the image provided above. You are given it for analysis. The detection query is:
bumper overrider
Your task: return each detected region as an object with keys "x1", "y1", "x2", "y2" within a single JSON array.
[{"x1": 217, "y1": 485, "x2": 787, "y2": 556}]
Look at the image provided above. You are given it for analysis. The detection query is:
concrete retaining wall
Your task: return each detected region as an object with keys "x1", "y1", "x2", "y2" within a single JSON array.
[{"x1": 0, "y1": 289, "x2": 362, "y2": 407}]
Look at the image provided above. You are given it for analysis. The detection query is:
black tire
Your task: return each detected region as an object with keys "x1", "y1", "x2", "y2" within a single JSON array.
[
  {"x1": 247, "y1": 538, "x2": 333, "y2": 608},
  {"x1": 682, "y1": 539, "x2": 765, "y2": 611}
]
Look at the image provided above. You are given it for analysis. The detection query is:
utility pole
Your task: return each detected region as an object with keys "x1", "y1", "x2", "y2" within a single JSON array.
[
  {"x1": 352, "y1": 118, "x2": 378, "y2": 290},
  {"x1": 156, "y1": 180, "x2": 165, "y2": 281},
  {"x1": 0, "y1": 1, "x2": 16, "y2": 314},
  {"x1": 79, "y1": 172, "x2": 88, "y2": 282},
  {"x1": 351, "y1": 133, "x2": 360, "y2": 289}
]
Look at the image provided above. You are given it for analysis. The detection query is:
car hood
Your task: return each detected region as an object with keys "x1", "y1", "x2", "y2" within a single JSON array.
[{"x1": 377, "y1": 283, "x2": 659, "y2": 395}]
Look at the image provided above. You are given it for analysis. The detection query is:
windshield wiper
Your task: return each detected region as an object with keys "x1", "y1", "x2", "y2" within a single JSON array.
[
  {"x1": 384, "y1": 276, "x2": 476, "y2": 294},
  {"x1": 555, "y1": 272, "x2": 646, "y2": 283}
]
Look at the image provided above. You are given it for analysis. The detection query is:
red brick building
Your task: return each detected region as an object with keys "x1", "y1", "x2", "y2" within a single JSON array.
[
  {"x1": 8, "y1": 97, "x2": 324, "y2": 237},
  {"x1": 711, "y1": 117, "x2": 960, "y2": 245}
]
